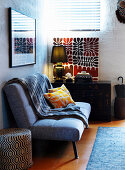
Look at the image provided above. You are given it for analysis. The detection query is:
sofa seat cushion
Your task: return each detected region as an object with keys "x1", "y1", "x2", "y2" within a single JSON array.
[
  {"x1": 30, "y1": 102, "x2": 90, "y2": 142},
  {"x1": 30, "y1": 118, "x2": 85, "y2": 142},
  {"x1": 30, "y1": 118, "x2": 85, "y2": 141}
]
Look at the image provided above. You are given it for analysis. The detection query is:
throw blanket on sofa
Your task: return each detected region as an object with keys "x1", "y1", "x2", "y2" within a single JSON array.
[{"x1": 5, "y1": 73, "x2": 89, "y2": 127}]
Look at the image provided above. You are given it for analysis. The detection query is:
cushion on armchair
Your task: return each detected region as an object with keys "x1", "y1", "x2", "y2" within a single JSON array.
[
  {"x1": 44, "y1": 89, "x2": 75, "y2": 108},
  {"x1": 49, "y1": 84, "x2": 70, "y2": 95}
]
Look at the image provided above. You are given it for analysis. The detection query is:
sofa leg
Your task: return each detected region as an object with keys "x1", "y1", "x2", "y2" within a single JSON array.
[{"x1": 72, "y1": 142, "x2": 79, "y2": 159}]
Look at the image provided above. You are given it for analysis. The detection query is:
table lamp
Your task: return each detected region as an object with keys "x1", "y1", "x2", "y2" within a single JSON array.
[{"x1": 51, "y1": 45, "x2": 67, "y2": 82}]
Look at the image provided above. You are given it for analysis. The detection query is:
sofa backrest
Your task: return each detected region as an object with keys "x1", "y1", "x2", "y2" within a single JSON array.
[{"x1": 4, "y1": 83, "x2": 38, "y2": 128}]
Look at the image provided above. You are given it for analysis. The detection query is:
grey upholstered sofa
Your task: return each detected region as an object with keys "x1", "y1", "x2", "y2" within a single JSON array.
[{"x1": 3, "y1": 73, "x2": 91, "y2": 159}]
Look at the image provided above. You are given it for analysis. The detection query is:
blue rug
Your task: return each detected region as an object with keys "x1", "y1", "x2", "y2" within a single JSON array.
[{"x1": 86, "y1": 127, "x2": 125, "y2": 170}]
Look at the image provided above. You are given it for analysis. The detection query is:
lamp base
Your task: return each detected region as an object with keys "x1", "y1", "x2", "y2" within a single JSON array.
[{"x1": 53, "y1": 62, "x2": 64, "y2": 81}]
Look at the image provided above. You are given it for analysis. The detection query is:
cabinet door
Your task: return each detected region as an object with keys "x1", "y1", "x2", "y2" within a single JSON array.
[
  {"x1": 68, "y1": 83, "x2": 111, "y2": 121},
  {"x1": 88, "y1": 90, "x2": 110, "y2": 121},
  {"x1": 52, "y1": 82, "x2": 111, "y2": 121}
]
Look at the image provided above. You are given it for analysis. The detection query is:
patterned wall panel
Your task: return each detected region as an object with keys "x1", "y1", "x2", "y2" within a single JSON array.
[{"x1": 53, "y1": 37, "x2": 99, "y2": 80}]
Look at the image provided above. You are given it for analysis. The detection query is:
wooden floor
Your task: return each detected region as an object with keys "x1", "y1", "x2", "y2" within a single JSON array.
[{"x1": 29, "y1": 120, "x2": 125, "y2": 170}]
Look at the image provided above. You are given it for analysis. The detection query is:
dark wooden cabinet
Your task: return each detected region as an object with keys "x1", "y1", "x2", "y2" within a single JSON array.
[{"x1": 52, "y1": 81, "x2": 111, "y2": 121}]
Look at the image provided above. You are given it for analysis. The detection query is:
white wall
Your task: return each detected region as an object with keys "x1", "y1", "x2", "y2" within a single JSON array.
[
  {"x1": 0, "y1": 0, "x2": 47, "y2": 129},
  {"x1": 47, "y1": 0, "x2": 125, "y2": 114},
  {"x1": 99, "y1": 0, "x2": 125, "y2": 112}
]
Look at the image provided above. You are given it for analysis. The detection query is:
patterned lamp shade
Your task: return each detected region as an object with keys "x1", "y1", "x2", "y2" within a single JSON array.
[{"x1": 51, "y1": 45, "x2": 67, "y2": 63}]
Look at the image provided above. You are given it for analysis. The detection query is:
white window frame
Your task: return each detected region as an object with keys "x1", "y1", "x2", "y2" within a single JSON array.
[{"x1": 46, "y1": 0, "x2": 100, "y2": 31}]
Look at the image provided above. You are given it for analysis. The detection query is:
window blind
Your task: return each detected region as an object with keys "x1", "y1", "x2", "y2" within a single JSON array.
[{"x1": 47, "y1": 0, "x2": 100, "y2": 31}]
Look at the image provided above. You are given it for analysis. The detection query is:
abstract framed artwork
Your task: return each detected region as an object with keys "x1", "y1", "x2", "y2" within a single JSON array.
[{"x1": 9, "y1": 8, "x2": 36, "y2": 67}]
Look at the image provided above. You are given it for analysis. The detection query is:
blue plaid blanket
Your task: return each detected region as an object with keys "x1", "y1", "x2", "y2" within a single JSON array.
[{"x1": 6, "y1": 73, "x2": 89, "y2": 127}]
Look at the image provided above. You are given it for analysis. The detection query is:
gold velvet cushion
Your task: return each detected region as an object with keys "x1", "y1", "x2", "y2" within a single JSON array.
[
  {"x1": 44, "y1": 89, "x2": 75, "y2": 108},
  {"x1": 49, "y1": 84, "x2": 70, "y2": 95}
]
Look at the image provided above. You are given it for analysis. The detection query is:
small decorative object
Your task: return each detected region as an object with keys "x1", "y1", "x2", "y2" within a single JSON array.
[
  {"x1": 75, "y1": 72, "x2": 92, "y2": 83},
  {"x1": 65, "y1": 72, "x2": 73, "y2": 82},
  {"x1": 65, "y1": 72, "x2": 72, "y2": 79},
  {"x1": 51, "y1": 45, "x2": 67, "y2": 82},
  {"x1": 117, "y1": 76, "x2": 124, "y2": 84},
  {"x1": 81, "y1": 71, "x2": 87, "y2": 74},
  {"x1": 116, "y1": 0, "x2": 125, "y2": 23},
  {"x1": 9, "y1": 8, "x2": 36, "y2": 67}
]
